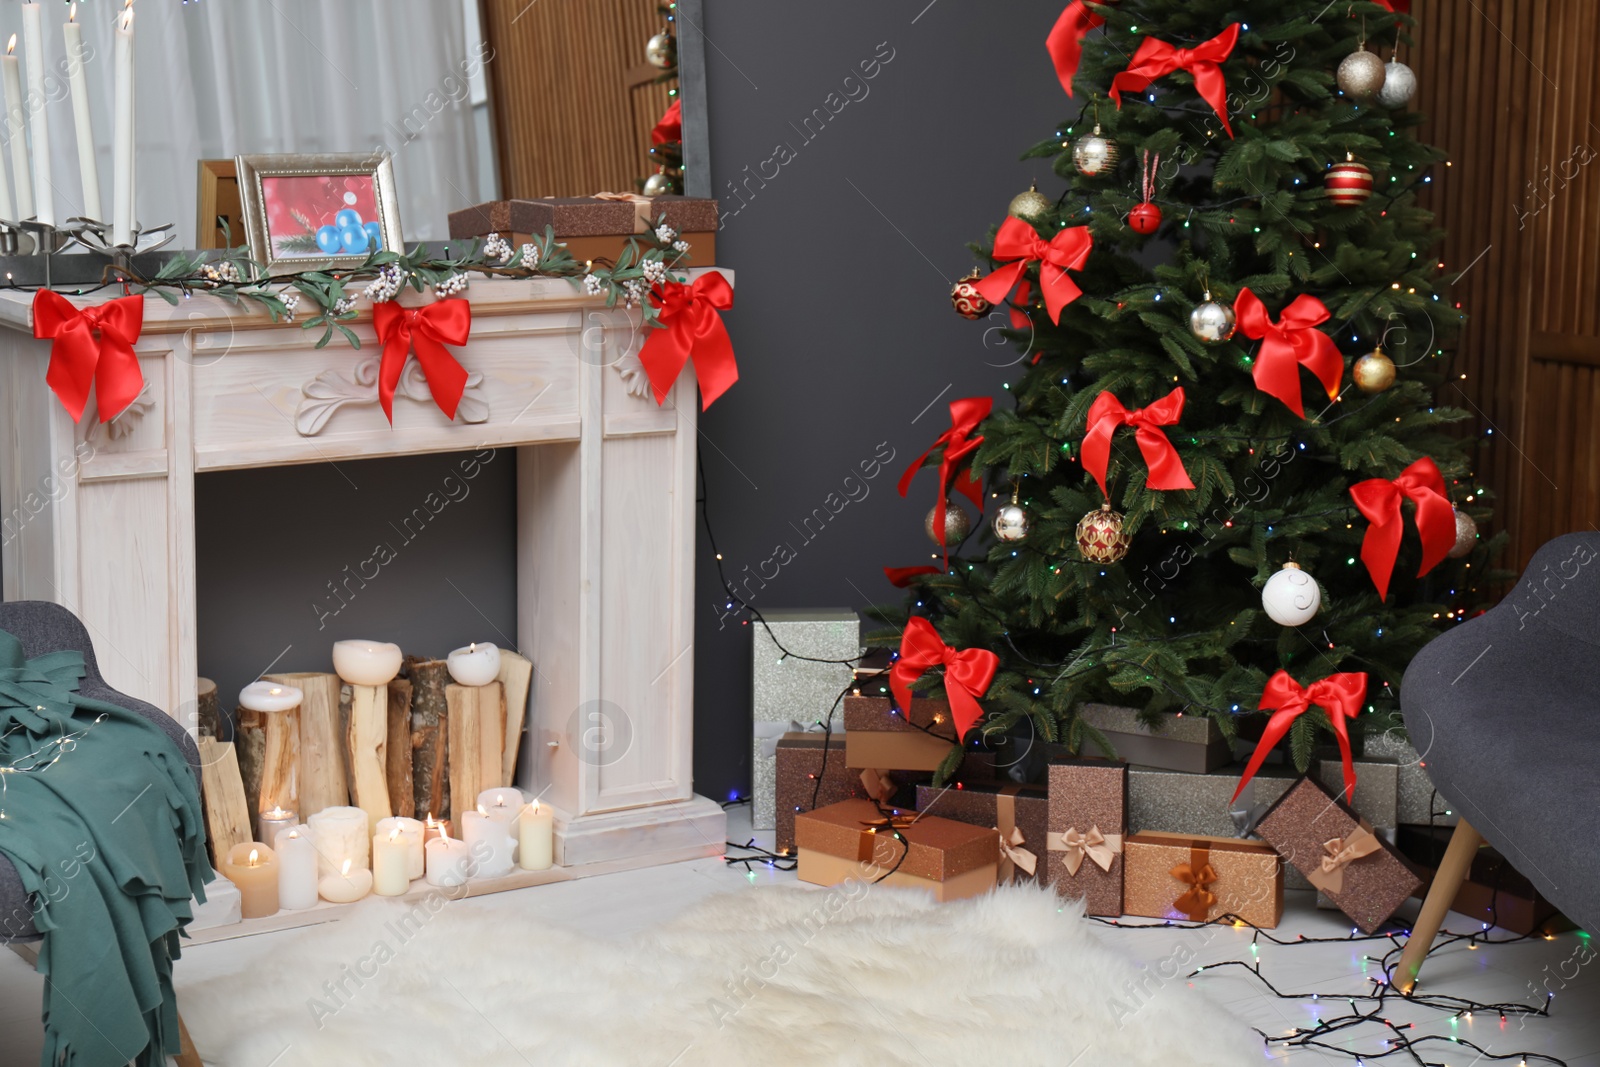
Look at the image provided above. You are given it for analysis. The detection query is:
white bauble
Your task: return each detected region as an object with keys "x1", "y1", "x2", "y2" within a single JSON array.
[
  {"x1": 1376, "y1": 60, "x2": 1417, "y2": 108},
  {"x1": 1262, "y1": 562, "x2": 1322, "y2": 626}
]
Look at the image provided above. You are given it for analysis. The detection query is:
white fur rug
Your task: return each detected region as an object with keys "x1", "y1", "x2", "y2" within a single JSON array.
[{"x1": 182, "y1": 883, "x2": 1259, "y2": 1066}]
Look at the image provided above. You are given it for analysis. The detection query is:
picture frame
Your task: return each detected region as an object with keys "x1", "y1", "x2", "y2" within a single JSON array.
[
  {"x1": 234, "y1": 152, "x2": 404, "y2": 274},
  {"x1": 195, "y1": 159, "x2": 241, "y2": 251}
]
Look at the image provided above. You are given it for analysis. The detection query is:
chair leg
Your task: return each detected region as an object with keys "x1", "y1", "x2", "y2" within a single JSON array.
[
  {"x1": 1395, "y1": 818, "x2": 1482, "y2": 995},
  {"x1": 174, "y1": 1013, "x2": 203, "y2": 1067}
]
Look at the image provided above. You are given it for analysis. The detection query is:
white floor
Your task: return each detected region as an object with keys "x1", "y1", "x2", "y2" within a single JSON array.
[{"x1": 3, "y1": 806, "x2": 1598, "y2": 1066}]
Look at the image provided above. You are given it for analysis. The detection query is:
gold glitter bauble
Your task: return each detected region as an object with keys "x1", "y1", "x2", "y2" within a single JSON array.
[
  {"x1": 1353, "y1": 348, "x2": 1397, "y2": 394},
  {"x1": 925, "y1": 499, "x2": 973, "y2": 545},
  {"x1": 1448, "y1": 509, "x2": 1478, "y2": 559},
  {"x1": 1008, "y1": 182, "x2": 1055, "y2": 226},
  {"x1": 1337, "y1": 45, "x2": 1387, "y2": 101}
]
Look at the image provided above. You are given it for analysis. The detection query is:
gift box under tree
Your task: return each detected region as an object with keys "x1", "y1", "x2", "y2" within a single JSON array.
[
  {"x1": 1364, "y1": 731, "x2": 1457, "y2": 826},
  {"x1": 1078, "y1": 703, "x2": 1231, "y2": 773},
  {"x1": 1122, "y1": 831, "x2": 1284, "y2": 928},
  {"x1": 842, "y1": 693, "x2": 965, "y2": 773},
  {"x1": 793, "y1": 798, "x2": 997, "y2": 902},
  {"x1": 1046, "y1": 757, "x2": 1127, "y2": 915},
  {"x1": 774, "y1": 732, "x2": 884, "y2": 855},
  {"x1": 915, "y1": 781, "x2": 1046, "y2": 884},
  {"x1": 1397, "y1": 826, "x2": 1574, "y2": 937}
]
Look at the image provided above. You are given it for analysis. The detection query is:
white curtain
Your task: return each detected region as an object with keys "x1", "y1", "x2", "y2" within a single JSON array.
[{"x1": 0, "y1": 0, "x2": 484, "y2": 246}]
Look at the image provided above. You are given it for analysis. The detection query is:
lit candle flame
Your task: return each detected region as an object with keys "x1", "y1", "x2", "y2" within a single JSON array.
[
  {"x1": 7, "y1": 36, "x2": 16, "y2": 56},
  {"x1": 440, "y1": 825, "x2": 452, "y2": 841},
  {"x1": 68, "y1": 4, "x2": 76, "y2": 24},
  {"x1": 494, "y1": 796, "x2": 506, "y2": 809},
  {"x1": 288, "y1": 830, "x2": 300, "y2": 840},
  {"x1": 468, "y1": 642, "x2": 476, "y2": 654},
  {"x1": 389, "y1": 826, "x2": 401, "y2": 842},
  {"x1": 340, "y1": 858, "x2": 352, "y2": 877},
  {"x1": 247, "y1": 848, "x2": 260, "y2": 866},
  {"x1": 268, "y1": 687, "x2": 282, "y2": 696},
  {"x1": 120, "y1": 4, "x2": 132, "y2": 32},
  {"x1": 477, "y1": 804, "x2": 488, "y2": 817},
  {"x1": 532, "y1": 800, "x2": 540, "y2": 815}
]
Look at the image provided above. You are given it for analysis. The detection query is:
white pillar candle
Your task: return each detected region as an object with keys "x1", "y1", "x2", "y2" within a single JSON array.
[
  {"x1": 307, "y1": 806, "x2": 369, "y2": 878},
  {"x1": 477, "y1": 787, "x2": 522, "y2": 862},
  {"x1": 2, "y1": 38, "x2": 29, "y2": 221},
  {"x1": 111, "y1": 1, "x2": 134, "y2": 246},
  {"x1": 461, "y1": 806, "x2": 513, "y2": 879},
  {"x1": 446, "y1": 642, "x2": 501, "y2": 687},
  {"x1": 518, "y1": 799, "x2": 554, "y2": 871},
  {"x1": 62, "y1": 6, "x2": 98, "y2": 222},
  {"x1": 375, "y1": 816, "x2": 425, "y2": 881},
  {"x1": 318, "y1": 858, "x2": 373, "y2": 904},
  {"x1": 332, "y1": 640, "x2": 403, "y2": 686},
  {"x1": 274, "y1": 825, "x2": 318, "y2": 911},
  {"x1": 20, "y1": 4, "x2": 51, "y2": 228},
  {"x1": 425, "y1": 829, "x2": 470, "y2": 887},
  {"x1": 372, "y1": 825, "x2": 413, "y2": 896},
  {"x1": 239, "y1": 681, "x2": 303, "y2": 712},
  {"x1": 258, "y1": 805, "x2": 298, "y2": 844}
]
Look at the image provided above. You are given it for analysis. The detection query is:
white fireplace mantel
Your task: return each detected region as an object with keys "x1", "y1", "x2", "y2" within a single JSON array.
[{"x1": 0, "y1": 273, "x2": 727, "y2": 867}]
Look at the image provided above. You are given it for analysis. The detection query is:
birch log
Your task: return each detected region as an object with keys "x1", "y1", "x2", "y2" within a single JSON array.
[
  {"x1": 498, "y1": 651, "x2": 534, "y2": 787},
  {"x1": 446, "y1": 682, "x2": 502, "y2": 818},
  {"x1": 386, "y1": 677, "x2": 414, "y2": 818},
  {"x1": 407, "y1": 656, "x2": 451, "y2": 820},
  {"x1": 197, "y1": 736, "x2": 252, "y2": 869},
  {"x1": 233, "y1": 705, "x2": 265, "y2": 833},
  {"x1": 257, "y1": 702, "x2": 301, "y2": 817},
  {"x1": 347, "y1": 683, "x2": 392, "y2": 835},
  {"x1": 266, "y1": 671, "x2": 345, "y2": 817},
  {"x1": 195, "y1": 677, "x2": 221, "y2": 740}
]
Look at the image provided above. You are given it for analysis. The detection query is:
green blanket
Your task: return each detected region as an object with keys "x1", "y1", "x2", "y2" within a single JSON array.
[{"x1": 0, "y1": 629, "x2": 212, "y2": 1066}]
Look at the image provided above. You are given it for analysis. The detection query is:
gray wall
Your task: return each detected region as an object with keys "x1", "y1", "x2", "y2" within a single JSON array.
[{"x1": 692, "y1": 0, "x2": 1071, "y2": 801}]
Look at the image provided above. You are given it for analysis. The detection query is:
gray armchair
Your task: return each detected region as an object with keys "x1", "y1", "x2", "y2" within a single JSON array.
[{"x1": 1395, "y1": 532, "x2": 1600, "y2": 990}]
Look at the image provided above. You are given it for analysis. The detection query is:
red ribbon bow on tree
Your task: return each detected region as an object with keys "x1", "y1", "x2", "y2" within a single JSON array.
[
  {"x1": 652, "y1": 98, "x2": 682, "y2": 145},
  {"x1": 1233, "y1": 288, "x2": 1343, "y2": 418},
  {"x1": 1348, "y1": 456, "x2": 1455, "y2": 600},
  {"x1": 1046, "y1": 0, "x2": 1108, "y2": 98},
  {"x1": 1081, "y1": 386, "x2": 1195, "y2": 498},
  {"x1": 890, "y1": 617, "x2": 999, "y2": 741},
  {"x1": 372, "y1": 299, "x2": 473, "y2": 424},
  {"x1": 32, "y1": 290, "x2": 145, "y2": 423},
  {"x1": 973, "y1": 218, "x2": 1093, "y2": 328},
  {"x1": 884, "y1": 397, "x2": 991, "y2": 587},
  {"x1": 638, "y1": 273, "x2": 738, "y2": 409},
  {"x1": 1233, "y1": 670, "x2": 1368, "y2": 804},
  {"x1": 1109, "y1": 23, "x2": 1240, "y2": 137}
]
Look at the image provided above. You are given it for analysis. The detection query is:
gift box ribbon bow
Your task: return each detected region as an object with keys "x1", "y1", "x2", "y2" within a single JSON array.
[
  {"x1": 973, "y1": 217, "x2": 1093, "y2": 327},
  {"x1": 1233, "y1": 287, "x2": 1342, "y2": 418},
  {"x1": 1082, "y1": 386, "x2": 1195, "y2": 498},
  {"x1": 373, "y1": 299, "x2": 473, "y2": 424},
  {"x1": 1110, "y1": 23, "x2": 1241, "y2": 137},
  {"x1": 639, "y1": 272, "x2": 738, "y2": 410},
  {"x1": 593, "y1": 190, "x2": 656, "y2": 232},
  {"x1": 33, "y1": 290, "x2": 145, "y2": 423},
  {"x1": 1349, "y1": 456, "x2": 1455, "y2": 601},
  {"x1": 1048, "y1": 825, "x2": 1122, "y2": 876},
  {"x1": 1170, "y1": 845, "x2": 1220, "y2": 922},
  {"x1": 889, "y1": 617, "x2": 999, "y2": 742},
  {"x1": 1307, "y1": 822, "x2": 1382, "y2": 895},
  {"x1": 996, "y1": 825, "x2": 1038, "y2": 880},
  {"x1": 1233, "y1": 670, "x2": 1368, "y2": 805},
  {"x1": 858, "y1": 768, "x2": 896, "y2": 806}
]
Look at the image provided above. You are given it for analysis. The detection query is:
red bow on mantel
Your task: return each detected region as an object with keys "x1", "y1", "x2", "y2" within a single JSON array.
[
  {"x1": 973, "y1": 218, "x2": 1093, "y2": 328},
  {"x1": 1349, "y1": 456, "x2": 1455, "y2": 600},
  {"x1": 1045, "y1": 0, "x2": 1108, "y2": 98},
  {"x1": 1109, "y1": 23, "x2": 1241, "y2": 137},
  {"x1": 638, "y1": 272, "x2": 738, "y2": 409},
  {"x1": 890, "y1": 617, "x2": 999, "y2": 741},
  {"x1": 884, "y1": 397, "x2": 991, "y2": 587},
  {"x1": 1233, "y1": 288, "x2": 1342, "y2": 418},
  {"x1": 32, "y1": 290, "x2": 145, "y2": 423},
  {"x1": 372, "y1": 299, "x2": 472, "y2": 424},
  {"x1": 1234, "y1": 670, "x2": 1368, "y2": 804},
  {"x1": 1081, "y1": 386, "x2": 1195, "y2": 498}
]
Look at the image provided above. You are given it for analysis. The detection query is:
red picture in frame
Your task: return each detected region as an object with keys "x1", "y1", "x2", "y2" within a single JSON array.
[{"x1": 261, "y1": 174, "x2": 384, "y2": 259}]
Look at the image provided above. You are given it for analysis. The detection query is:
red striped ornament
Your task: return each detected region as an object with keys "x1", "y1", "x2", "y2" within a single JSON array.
[{"x1": 1324, "y1": 158, "x2": 1373, "y2": 207}]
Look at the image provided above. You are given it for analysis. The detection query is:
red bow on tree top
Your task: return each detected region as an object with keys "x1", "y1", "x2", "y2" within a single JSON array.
[
  {"x1": 372, "y1": 299, "x2": 473, "y2": 424},
  {"x1": 1234, "y1": 670, "x2": 1368, "y2": 804},
  {"x1": 1046, "y1": 0, "x2": 1108, "y2": 98},
  {"x1": 1110, "y1": 23, "x2": 1240, "y2": 137},
  {"x1": 638, "y1": 273, "x2": 738, "y2": 409},
  {"x1": 1349, "y1": 456, "x2": 1455, "y2": 600},
  {"x1": 891, "y1": 617, "x2": 999, "y2": 741},
  {"x1": 884, "y1": 397, "x2": 990, "y2": 588},
  {"x1": 32, "y1": 290, "x2": 145, "y2": 423},
  {"x1": 652, "y1": 98, "x2": 682, "y2": 146},
  {"x1": 1233, "y1": 288, "x2": 1343, "y2": 418},
  {"x1": 1081, "y1": 387, "x2": 1195, "y2": 498},
  {"x1": 973, "y1": 218, "x2": 1093, "y2": 328}
]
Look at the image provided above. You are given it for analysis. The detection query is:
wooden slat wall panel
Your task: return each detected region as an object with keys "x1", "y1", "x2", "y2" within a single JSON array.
[
  {"x1": 1413, "y1": 0, "x2": 1600, "y2": 571},
  {"x1": 482, "y1": 0, "x2": 673, "y2": 198}
]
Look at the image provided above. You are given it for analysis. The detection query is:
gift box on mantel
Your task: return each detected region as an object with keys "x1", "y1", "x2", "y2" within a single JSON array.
[
  {"x1": 1046, "y1": 758, "x2": 1127, "y2": 915},
  {"x1": 1123, "y1": 832, "x2": 1284, "y2": 928},
  {"x1": 774, "y1": 732, "x2": 887, "y2": 856},
  {"x1": 794, "y1": 798, "x2": 998, "y2": 902},
  {"x1": 915, "y1": 781, "x2": 1047, "y2": 884},
  {"x1": 1255, "y1": 775, "x2": 1423, "y2": 934},
  {"x1": 750, "y1": 609, "x2": 860, "y2": 830},
  {"x1": 1079, "y1": 703, "x2": 1231, "y2": 773},
  {"x1": 446, "y1": 194, "x2": 719, "y2": 264}
]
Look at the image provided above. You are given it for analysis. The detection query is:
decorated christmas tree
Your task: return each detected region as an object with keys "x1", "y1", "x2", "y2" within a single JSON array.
[{"x1": 878, "y1": 0, "x2": 1502, "y2": 778}]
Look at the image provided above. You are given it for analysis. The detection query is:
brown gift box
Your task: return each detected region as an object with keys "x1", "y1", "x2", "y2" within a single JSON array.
[
  {"x1": 1046, "y1": 758, "x2": 1127, "y2": 915},
  {"x1": 794, "y1": 798, "x2": 997, "y2": 902},
  {"x1": 1123, "y1": 832, "x2": 1284, "y2": 928},
  {"x1": 774, "y1": 732, "x2": 876, "y2": 855},
  {"x1": 1397, "y1": 826, "x2": 1574, "y2": 936},
  {"x1": 1079, "y1": 703, "x2": 1231, "y2": 773},
  {"x1": 915, "y1": 781, "x2": 1047, "y2": 884},
  {"x1": 448, "y1": 195, "x2": 720, "y2": 263},
  {"x1": 843, "y1": 694, "x2": 958, "y2": 772},
  {"x1": 1255, "y1": 776, "x2": 1423, "y2": 933}
]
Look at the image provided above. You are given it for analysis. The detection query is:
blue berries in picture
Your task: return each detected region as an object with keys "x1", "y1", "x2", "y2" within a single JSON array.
[
  {"x1": 335, "y1": 208, "x2": 364, "y2": 230},
  {"x1": 339, "y1": 226, "x2": 370, "y2": 254},
  {"x1": 315, "y1": 225, "x2": 343, "y2": 254},
  {"x1": 364, "y1": 221, "x2": 382, "y2": 251}
]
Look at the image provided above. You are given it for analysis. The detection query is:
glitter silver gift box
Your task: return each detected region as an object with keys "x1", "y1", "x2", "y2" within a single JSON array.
[
  {"x1": 1363, "y1": 731, "x2": 1457, "y2": 826},
  {"x1": 1314, "y1": 758, "x2": 1400, "y2": 830},
  {"x1": 751, "y1": 609, "x2": 859, "y2": 829},
  {"x1": 1079, "y1": 703, "x2": 1232, "y2": 772},
  {"x1": 1128, "y1": 763, "x2": 1299, "y2": 839}
]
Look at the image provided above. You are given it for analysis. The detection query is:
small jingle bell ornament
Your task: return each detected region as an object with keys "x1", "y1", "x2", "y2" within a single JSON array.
[
  {"x1": 1261, "y1": 561, "x2": 1322, "y2": 627},
  {"x1": 1008, "y1": 181, "x2": 1055, "y2": 227},
  {"x1": 1189, "y1": 290, "x2": 1236, "y2": 343},
  {"x1": 1353, "y1": 346, "x2": 1397, "y2": 394},
  {"x1": 1127, "y1": 150, "x2": 1162, "y2": 234},
  {"x1": 1076, "y1": 503, "x2": 1130, "y2": 564},
  {"x1": 926, "y1": 498, "x2": 973, "y2": 546},
  {"x1": 1325, "y1": 153, "x2": 1374, "y2": 207},
  {"x1": 1336, "y1": 40, "x2": 1387, "y2": 101},
  {"x1": 1377, "y1": 58, "x2": 1418, "y2": 108},
  {"x1": 950, "y1": 268, "x2": 992, "y2": 321},
  {"x1": 1448, "y1": 508, "x2": 1479, "y2": 559},
  {"x1": 1072, "y1": 122, "x2": 1119, "y2": 178},
  {"x1": 991, "y1": 486, "x2": 1030, "y2": 543},
  {"x1": 645, "y1": 30, "x2": 677, "y2": 69}
]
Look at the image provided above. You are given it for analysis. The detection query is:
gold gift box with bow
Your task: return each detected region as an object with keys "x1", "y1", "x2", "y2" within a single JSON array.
[
  {"x1": 1122, "y1": 832, "x2": 1284, "y2": 928},
  {"x1": 794, "y1": 798, "x2": 998, "y2": 902}
]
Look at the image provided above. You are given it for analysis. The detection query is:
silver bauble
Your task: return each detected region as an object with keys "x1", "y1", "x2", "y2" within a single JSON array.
[
  {"x1": 646, "y1": 30, "x2": 677, "y2": 69},
  {"x1": 991, "y1": 503, "x2": 1030, "y2": 542},
  {"x1": 925, "y1": 500, "x2": 973, "y2": 546},
  {"x1": 1072, "y1": 124, "x2": 1119, "y2": 177},
  {"x1": 1448, "y1": 509, "x2": 1478, "y2": 559},
  {"x1": 1261, "y1": 561, "x2": 1322, "y2": 627},
  {"x1": 1189, "y1": 293, "x2": 1237, "y2": 343},
  {"x1": 642, "y1": 170, "x2": 679, "y2": 196},
  {"x1": 1376, "y1": 60, "x2": 1417, "y2": 108},
  {"x1": 1336, "y1": 46, "x2": 1387, "y2": 101}
]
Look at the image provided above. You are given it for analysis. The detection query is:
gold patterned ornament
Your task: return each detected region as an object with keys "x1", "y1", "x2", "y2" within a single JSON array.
[
  {"x1": 1336, "y1": 43, "x2": 1387, "y2": 101},
  {"x1": 1076, "y1": 503, "x2": 1130, "y2": 563},
  {"x1": 1448, "y1": 508, "x2": 1478, "y2": 559},
  {"x1": 1352, "y1": 347, "x2": 1397, "y2": 393},
  {"x1": 1007, "y1": 181, "x2": 1055, "y2": 226},
  {"x1": 950, "y1": 268, "x2": 992, "y2": 320},
  {"x1": 1072, "y1": 124, "x2": 1119, "y2": 177},
  {"x1": 926, "y1": 499, "x2": 973, "y2": 546}
]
